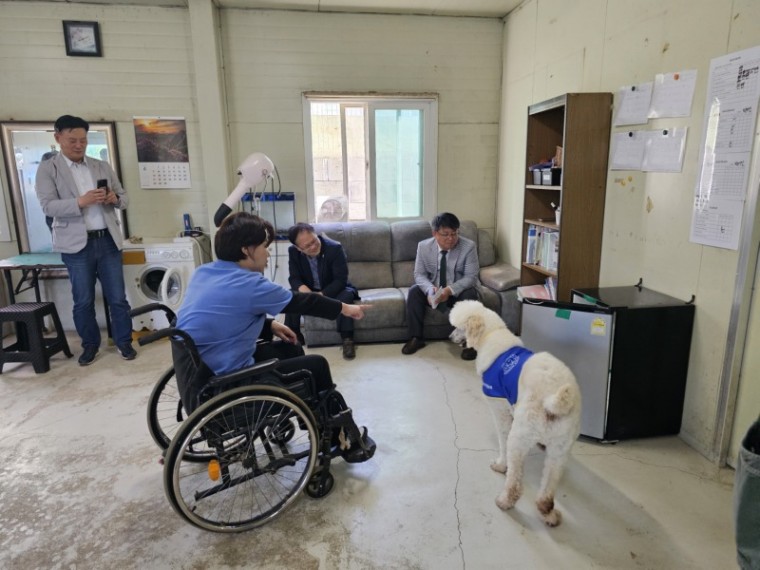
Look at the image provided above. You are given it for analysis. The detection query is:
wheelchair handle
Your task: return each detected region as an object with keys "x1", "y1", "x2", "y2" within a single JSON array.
[{"x1": 129, "y1": 302, "x2": 177, "y2": 324}]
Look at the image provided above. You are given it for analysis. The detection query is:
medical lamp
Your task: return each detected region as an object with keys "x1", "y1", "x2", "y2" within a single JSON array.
[{"x1": 213, "y1": 152, "x2": 274, "y2": 227}]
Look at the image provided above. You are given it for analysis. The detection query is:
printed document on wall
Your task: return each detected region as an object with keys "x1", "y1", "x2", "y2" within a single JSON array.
[
  {"x1": 690, "y1": 46, "x2": 760, "y2": 249},
  {"x1": 649, "y1": 70, "x2": 697, "y2": 119},
  {"x1": 613, "y1": 83, "x2": 653, "y2": 126},
  {"x1": 610, "y1": 130, "x2": 646, "y2": 170}
]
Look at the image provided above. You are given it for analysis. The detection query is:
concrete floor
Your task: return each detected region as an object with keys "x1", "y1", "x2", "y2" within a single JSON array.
[{"x1": 0, "y1": 336, "x2": 737, "y2": 569}]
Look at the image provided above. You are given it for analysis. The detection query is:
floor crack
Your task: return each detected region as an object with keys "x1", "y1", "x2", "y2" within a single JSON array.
[{"x1": 439, "y1": 364, "x2": 466, "y2": 569}]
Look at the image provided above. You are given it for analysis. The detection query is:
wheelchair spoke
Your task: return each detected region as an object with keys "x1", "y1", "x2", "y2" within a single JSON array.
[{"x1": 164, "y1": 388, "x2": 319, "y2": 532}]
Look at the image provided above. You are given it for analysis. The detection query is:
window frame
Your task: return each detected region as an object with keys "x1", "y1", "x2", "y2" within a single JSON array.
[{"x1": 302, "y1": 93, "x2": 438, "y2": 223}]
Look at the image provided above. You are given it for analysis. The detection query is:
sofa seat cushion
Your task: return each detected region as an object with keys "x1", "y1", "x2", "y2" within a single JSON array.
[
  {"x1": 303, "y1": 287, "x2": 406, "y2": 331},
  {"x1": 479, "y1": 262, "x2": 521, "y2": 292}
]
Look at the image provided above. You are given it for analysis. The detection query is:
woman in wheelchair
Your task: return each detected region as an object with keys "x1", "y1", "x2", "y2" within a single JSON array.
[{"x1": 175, "y1": 211, "x2": 376, "y2": 464}]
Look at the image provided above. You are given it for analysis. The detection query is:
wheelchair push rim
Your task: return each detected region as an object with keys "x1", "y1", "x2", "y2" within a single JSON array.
[{"x1": 163, "y1": 385, "x2": 319, "y2": 533}]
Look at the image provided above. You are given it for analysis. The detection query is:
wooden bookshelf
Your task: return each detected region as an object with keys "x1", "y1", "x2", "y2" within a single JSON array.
[{"x1": 520, "y1": 93, "x2": 612, "y2": 303}]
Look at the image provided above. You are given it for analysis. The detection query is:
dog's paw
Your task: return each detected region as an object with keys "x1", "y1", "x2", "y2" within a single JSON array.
[
  {"x1": 543, "y1": 509, "x2": 562, "y2": 527},
  {"x1": 495, "y1": 492, "x2": 514, "y2": 510},
  {"x1": 490, "y1": 460, "x2": 507, "y2": 474},
  {"x1": 495, "y1": 485, "x2": 521, "y2": 510}
]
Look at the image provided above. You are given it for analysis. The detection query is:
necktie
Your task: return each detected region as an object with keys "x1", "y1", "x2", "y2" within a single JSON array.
[
  {"x1": 439, "y1": 250, "x2": 448, "y2": 288},
  {"x1": 308, "y1": 256, "x2": 321, "y2": 290}
]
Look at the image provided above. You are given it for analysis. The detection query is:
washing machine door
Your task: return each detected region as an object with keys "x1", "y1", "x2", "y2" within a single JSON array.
[
  {"x1": 140, "y1": 265, "x2": 183, "y2": 310},
  {"x1": 159, "y1": 267, "x2": 184, "y2": 310}
]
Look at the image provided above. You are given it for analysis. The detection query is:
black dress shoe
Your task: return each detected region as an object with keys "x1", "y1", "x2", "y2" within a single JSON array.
[
  {"x1": 78, "y1": 346, "x2": 99, "y2": 366},
  {"x1": 117, "y1": 342, "x2": 137, "y2": 360},
  {"x1": 402, "y1": 337, "x2": 426, "y2": 355},
  {"x1": 461, "y1": 347, "x2": 477, "y2": 361},
  {"x1": 342, "y1": 338, "x2": 356, "y2": 360}
]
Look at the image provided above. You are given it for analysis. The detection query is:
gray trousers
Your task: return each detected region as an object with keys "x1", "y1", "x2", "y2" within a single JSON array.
[{"x1": 735, "y1": 417, "x2": 760, "y2": 570}]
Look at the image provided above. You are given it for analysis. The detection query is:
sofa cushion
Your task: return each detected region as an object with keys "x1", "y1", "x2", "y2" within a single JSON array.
[
  {"x1": 305, "y1": 287, "x2": 405, "y2": 331},
  {"x1": 314, "y1": 221, "x2": 393, "y2": 289},
  {"x1": 477, "y1": 229, "x2": 496, "y2": 267},
  {"x1": 479, "y1": 262, "x2": 521, "y2": 292}
]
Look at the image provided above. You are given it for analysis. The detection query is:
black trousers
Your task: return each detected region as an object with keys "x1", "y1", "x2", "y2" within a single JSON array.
[
  {"x1": 254, "y1": 341, "x2": 333, "y2": 394},
  {"x1": 405, "y1": 284, "x2": 480, "y2": 339},
  {"x1": 284, "y1": 288, "x2": 356, "y2": 338}
]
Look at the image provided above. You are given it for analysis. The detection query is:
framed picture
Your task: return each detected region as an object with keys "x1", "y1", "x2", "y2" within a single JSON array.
[{"x1": 62, "y1": 21, "x2": 102, "y2": 57}]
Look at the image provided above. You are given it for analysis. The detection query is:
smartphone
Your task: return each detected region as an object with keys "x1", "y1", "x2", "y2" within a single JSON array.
[{"x1": 96, "y1": 178, "x2": 108, "y2": 189}]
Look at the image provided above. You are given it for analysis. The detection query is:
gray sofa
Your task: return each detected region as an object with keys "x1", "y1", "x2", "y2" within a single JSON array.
[{"x1": 301, "y1": 219, "x2": 520, "y2": 346}]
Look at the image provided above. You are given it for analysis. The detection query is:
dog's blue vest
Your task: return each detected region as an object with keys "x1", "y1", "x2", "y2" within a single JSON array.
[{"x1": 482, "y1": 346, "x2": 534, "y2": 405}]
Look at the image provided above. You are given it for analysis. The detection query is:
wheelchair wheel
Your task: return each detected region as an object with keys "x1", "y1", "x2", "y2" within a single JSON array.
[
  {"x1": 163, "y1": 385, "x2": 320, "y2": 532},
  {"x1": 147, "y1": 368, "x2": 215, "y2": 462}
]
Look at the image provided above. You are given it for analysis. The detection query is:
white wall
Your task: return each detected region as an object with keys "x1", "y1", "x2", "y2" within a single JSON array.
[
  {"x1": 498, "y1": 0, "x2": 760, "y2": 458},
  {"x1": 220, "y1": 9, "x2": 503, "y2": 232},
  {"x1": 0, "y1": 1, "x2": 206, "y2": 249}
]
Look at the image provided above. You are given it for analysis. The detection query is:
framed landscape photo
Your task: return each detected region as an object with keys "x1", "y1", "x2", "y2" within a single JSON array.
[{"x1": 62, "y1": 21, "x2": 102, "y2": 57}]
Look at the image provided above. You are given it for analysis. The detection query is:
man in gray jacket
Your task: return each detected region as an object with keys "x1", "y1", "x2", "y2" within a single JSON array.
[
  {"x1": 402, "y1": 212, "x2": 480, "y2": 360},
  {"x1": 35, "y1": 115, "x2": 134, "y2": 366}
]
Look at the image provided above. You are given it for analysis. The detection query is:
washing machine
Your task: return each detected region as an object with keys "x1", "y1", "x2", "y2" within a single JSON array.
[{"x1": 123, "y1": 236, "x2": 211, "y2": 330}]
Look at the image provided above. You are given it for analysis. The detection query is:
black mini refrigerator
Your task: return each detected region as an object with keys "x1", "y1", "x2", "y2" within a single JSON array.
[{"x1": 520, "y1": 286, "x2": 695, "y2": 442}]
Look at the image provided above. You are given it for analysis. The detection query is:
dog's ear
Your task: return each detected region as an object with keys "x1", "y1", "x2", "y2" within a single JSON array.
[{"x1": 465, "y1": 314, "x2": 486, "y2": 347}]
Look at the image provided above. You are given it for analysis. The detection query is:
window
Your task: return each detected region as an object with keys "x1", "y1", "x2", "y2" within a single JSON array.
[{"x1": 303, "y1": 95, "x2": 437, "y2": 223}]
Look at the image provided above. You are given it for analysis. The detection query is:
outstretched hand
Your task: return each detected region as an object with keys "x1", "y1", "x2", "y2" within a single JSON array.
[{"x1": 342, "y1": 303, "x2": 371, "y2": 320}]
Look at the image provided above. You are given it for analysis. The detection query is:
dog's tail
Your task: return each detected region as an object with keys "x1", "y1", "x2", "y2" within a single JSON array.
[{"x1": 543, "y1": 384, "x2": 576, "y2": 419}]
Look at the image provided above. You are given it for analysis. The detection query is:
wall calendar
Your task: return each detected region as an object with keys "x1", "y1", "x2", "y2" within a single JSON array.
[{"x1": 133, "y1": 117, "x2": 192, "y2": 189}]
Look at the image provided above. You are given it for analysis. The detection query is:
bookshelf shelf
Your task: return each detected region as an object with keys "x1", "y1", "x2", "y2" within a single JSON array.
[
  {"x1": 525, "y1": 184, "x2": 561, "y2": 191},
  {"x1": 520, "y1": 93, "x2": 612, "y2": 304},
  {"x1": 525, "y1": 218, "x2": 558, "y2": 230},
  {"x1": 522, "y1": 263, "x2": 557, "y2": 278}
]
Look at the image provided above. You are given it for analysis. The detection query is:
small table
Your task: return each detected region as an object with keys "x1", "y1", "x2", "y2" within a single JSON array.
[
  {"x1": 0, "y1": 253, "x2": 65, "y2": 304},
  {"x1": 0, "y1": 252, "x2": 112, "y2": 340}
]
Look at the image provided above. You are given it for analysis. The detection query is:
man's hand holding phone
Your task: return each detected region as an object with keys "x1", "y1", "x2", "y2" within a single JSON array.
[{"x1": 97, "y1": 178, "x2": 118, "y2": 205}]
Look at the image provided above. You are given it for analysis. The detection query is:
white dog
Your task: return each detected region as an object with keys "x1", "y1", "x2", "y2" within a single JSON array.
[{"x1": 449, "y1": 300, "x2": 581, "y2": 527}]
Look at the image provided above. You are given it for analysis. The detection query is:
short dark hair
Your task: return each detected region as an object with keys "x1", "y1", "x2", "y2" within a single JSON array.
[
  {"x1": 431, "y1": 212, "x2": 460, "y2": 232},
  {"x1": 54, "y1": 115, "x2": 89, "y2": 133},
  {"x1": 288, "y1": 222, "x2": 315, "y2": 245},
  {"x1": 215, "y1": 212, "x2": 274, "y2": 261}
]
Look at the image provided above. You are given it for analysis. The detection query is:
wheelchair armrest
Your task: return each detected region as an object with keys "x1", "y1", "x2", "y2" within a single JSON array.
[{"x1": 129, "y1": 302, "x2": 177, "y2": 324}]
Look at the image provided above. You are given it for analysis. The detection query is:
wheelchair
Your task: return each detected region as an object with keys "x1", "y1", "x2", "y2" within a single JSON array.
[{"x1": 130, "y1": 303, "x2": 375, "y2": 533}]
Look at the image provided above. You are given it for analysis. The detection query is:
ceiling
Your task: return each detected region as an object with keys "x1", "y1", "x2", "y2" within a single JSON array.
[{"x1": 35, "y1": 0, "x2": 525, "y2": 18}]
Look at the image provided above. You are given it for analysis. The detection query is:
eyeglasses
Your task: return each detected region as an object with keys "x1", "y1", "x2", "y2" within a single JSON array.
[{"x1": 436, "y1": 230, "x2": 459, "y2": 239}]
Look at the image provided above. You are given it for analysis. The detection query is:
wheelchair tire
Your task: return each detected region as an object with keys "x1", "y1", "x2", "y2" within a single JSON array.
[
  {"x1": 147, "y1": 368, "x2": 215, "y2": 463},
  {"x1": 305, "y1": 467, "x2": 335, "y2": 499},
  {"x1": 163, "y1": 385, "x2": 319, "y2": 533}
]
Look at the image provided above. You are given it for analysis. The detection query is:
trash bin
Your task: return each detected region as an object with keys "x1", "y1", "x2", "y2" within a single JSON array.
[{"x1": 735, "y1": 416, "x2": 760, "y2": 570}]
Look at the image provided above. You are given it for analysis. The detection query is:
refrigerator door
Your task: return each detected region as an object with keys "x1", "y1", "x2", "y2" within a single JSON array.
[{"x1": 521, "y1": 301, "x2": 614, "y2": 440}]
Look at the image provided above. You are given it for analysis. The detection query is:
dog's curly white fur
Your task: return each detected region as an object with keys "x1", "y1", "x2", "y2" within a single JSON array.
[{"x1": 449, "y1": 300, "x2": 581, "y2": 527}]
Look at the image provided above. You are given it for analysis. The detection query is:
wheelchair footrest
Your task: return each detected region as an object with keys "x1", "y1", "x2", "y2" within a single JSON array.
[{"x1": 340, "y1": 427, "x2": 377, "y2": 464}]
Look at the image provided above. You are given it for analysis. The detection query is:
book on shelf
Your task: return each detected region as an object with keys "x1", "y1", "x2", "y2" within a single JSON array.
[
  {"x1": 526, "y1": 225, "x2": 537, "y2": 264},
  {"x1": 517, "y1": 283, "x2": 552, "y2": 301},
  {"x1": 517, "y1": 276, "x2": 558, "y2": 302}
]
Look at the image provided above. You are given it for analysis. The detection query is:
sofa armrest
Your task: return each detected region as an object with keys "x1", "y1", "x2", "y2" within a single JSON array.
[{"x1": 479, "y1": 262, "x2": 520, "y2": 292}]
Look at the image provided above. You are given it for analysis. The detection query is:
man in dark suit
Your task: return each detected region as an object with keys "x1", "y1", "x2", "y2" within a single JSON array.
[
  {"x1": 286, "y1": 222, "x2": 359, "y2": 359},
  {"x1": 402, "y1": 212, "x2": 480, "y2": 360}
]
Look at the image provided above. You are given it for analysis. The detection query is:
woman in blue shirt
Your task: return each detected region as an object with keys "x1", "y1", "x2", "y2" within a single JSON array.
[{"x1": 176, "y1": 212, "x2": 374, "y2": 462}]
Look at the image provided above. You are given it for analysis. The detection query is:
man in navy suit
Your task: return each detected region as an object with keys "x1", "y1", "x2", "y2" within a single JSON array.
[
  {"x1": 286, "y1": 223, "x2": 359, "y2": 359},
  {"x1": 402, "y1": 212, "x2": 480, "y2": 360},
  {"x1": 35, "y1": 115, "x2": 134, "y2": 366}
]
